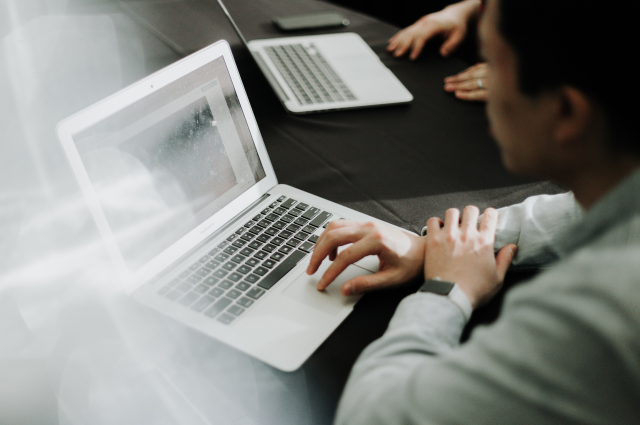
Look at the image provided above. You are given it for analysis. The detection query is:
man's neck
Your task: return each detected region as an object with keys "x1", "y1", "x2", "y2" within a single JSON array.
[{"x1": 564, "y1": 157, "x2": 640, "y2": 210}]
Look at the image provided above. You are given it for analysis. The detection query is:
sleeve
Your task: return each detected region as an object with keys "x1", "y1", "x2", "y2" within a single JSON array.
[
  {"x1": 493, "y1": 192, "x2": 583, "y2": 269},
  {"x1": 334, "y1": 261, "x2": 638, "y2": 425}
]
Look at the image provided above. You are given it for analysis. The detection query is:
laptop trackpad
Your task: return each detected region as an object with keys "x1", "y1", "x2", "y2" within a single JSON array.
[{"x1": 281, "y1": 259, "x2": 366, "y2": 315}]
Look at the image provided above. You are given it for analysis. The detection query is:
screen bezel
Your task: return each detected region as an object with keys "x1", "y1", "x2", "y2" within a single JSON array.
[{"x1": 57, "y1": 40, "x2": 278, "y2": 293}]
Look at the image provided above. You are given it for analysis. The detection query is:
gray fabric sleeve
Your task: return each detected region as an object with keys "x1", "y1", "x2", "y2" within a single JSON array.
[
  {"x1": 334, "y1": 256, "x2": 639, "y2": 425},
  {"x1": 493, "y1": 192, "x2": 583, "y2": 269}
]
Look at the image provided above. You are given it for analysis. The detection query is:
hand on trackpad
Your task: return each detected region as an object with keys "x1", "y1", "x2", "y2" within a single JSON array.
[{"x1": 281, "y1": 258, "x2": 367, "y2": 315}]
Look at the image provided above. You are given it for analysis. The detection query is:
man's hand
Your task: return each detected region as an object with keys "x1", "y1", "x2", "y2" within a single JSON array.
[
  {"x1": 444, "y1": 62, "x2": 488, "y2": 102},
  {"x1": 386, "y1": 0, "x2": 481, "y2": 60},
  {"x1": 425, "y1": 206, "x2": 517, "y2": 308},
  {"x1": 307, "y1": 220, "x2": 425, "y2": 296}
]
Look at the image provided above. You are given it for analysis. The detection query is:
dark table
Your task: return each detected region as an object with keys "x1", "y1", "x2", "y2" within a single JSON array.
[{"x1": 0, "y1": 0, "x2": 562, "y2": 423}]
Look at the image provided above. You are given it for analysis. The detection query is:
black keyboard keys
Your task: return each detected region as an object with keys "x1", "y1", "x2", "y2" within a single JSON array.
[
  {"x1": 257, "y1": 250, "x2": 307, "y2": 290},
  {"x1": 302, "y1": 207, "x2": 320, "y2": 220},
  {"x1": 310, "y1": 211, "x2": 333, "y2": 227},
  {"x1": 204, "y1": 297, "x2": 232, "y2": 318},
  {"x1": 281, "y1": 198, "x2": 298, "y2": 209}
]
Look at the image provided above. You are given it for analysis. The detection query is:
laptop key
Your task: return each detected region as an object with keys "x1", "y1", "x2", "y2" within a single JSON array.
[
  {"x1": 249, "y1": 226, "x2": 262, "y2": 235},
  {"x1": 265, "y1": 213, "x2": 279, "y2": 222},
  {"x1": 226, "y1": 234, "x2": 237, "y2": 242},
  {"x1": 213, "y1": 269, "x2": 228, "y2": 278},
  {"x1": 194, "y1": 284, "x2": 209, "y2": 294},
  {"x1": 232, "y1": 240, "x2": 247, "y2": 248},
  {"x1": 270, "y1": 252, "x2": 285, "y2": 261},
  {"x1": 261, "y1": 208, "x2": 271, "y2": 215},
  {"x1": 240, "y1": 247, "x2": 255, "y2": 256},
  {"x1": 278, "y1": 246, "x2": 293, "y2": 255},
  {"x1": 217, "y1": 313, "x2": 235, "y2": 325},
  {"x1": 302, "y1": 225, "x2": 316, "y2": 234},
  {"x1": 222, "y1": 262, "x2": 236, "y2": 271},
  {"x1": 206, "y1": 260, "x2": 221, "y2": 269},
  {"x1": 228, "y1": 272, "x2": 243, "y2": 282},
  {"x1": 286, "y1": 224, "x2": 301, "y2": 233},
  {"x1": 191, "y1": 296, "x2": 215, "y2": 312},
  {"x1": 208, "y1": 247, "x2": 220, "y2": 256},
  {"x1": 273, "y1": 221, "x2": 287, "y2": 229},
  {"x1": 261, "y1": 244, "x2": 276, "y2": 253},
  {"x1": 179, "y1": 292, "x2": 199, "y2": 306},
  {"x1": 187, "y1": 275, "x2": 202, "y2": 284},
  {"x1": 294, "y1": 218, "x2": 309, "y2": 226},
  {"x1": 223, "y1": 246, "x2": 238, "y2": 255},
  {"x1": 258, "y1": 219, "x2": 271, "y2": 228},
  {"x1": 204, "y1": 297, "x2": 232, "y2": 318},
  {"x1": 195, "y1": 268, "x2": 211, "y2": 277},
  {"x1": 254, "y1": 267, "x2": 269, "y2": 276},
  {"x1": 277, "y1": 195, "x2": 286, "y2": 202},
  {"x1": 189, "y1": 263, "x2": 200, "y2": 271},
  {"x1": 240, "y1": 233, "x2": 255, "y2": 242},
  {"x1": 245, "y1": 274, "x2": 260, "y2": 284},
  {"x1": 238, "y1": 297, "x2": 254, "y2": 308},
  {"x1": 252, "y1": 214, "x2": 262, "y2": 221},
  {"x1": 249, "y1": 241, "x2": 263, "y2": 250},
  {"x1": 166, "y1": 290, "x2": 183, "y2": 301},
  {"x1": 217, "y1": 241, "x2": 228, "y2": 249},
  {"x1": 179, "y1": 270, "x2": 190, "y2": 279},
  {"x1": 308, "y1": 235, "x2": 319, "y2": 243},
  {"x1": 245, "y1": 258, "x2": 260, "y2": 267},
  {"x1": 158, "y1": 286, "x2": 170, "y2": 296},
  {"x1": 295, "y1": 202, "x2": 309, "y2": 211},
  {"x1": 294, "y1": 232, "x2": 308, "y2": 241},
  {"x1": 235, "y1": 227, "x2": 246, "y2": 235},
  {"x1": 280, "y1": 230, "x2": 293, "y2": 239},
  {"x1": 280, "y1": 215, "x2": 294, "y2": 223},
  {"x1": 262, "y1": 260, "x2": 276, "y2": 269},
  {"x1": 177, "y1": 282, "x2": 193, "y2": 292},
  {"x1": 274, "y1": 207, "x2": 286, "y2": 215},
  {"x1": 310, "y1": 211, "x2": 333, "y2": 227},
  {"x1": 209, "y1": 287, "x2": 224, "y2": 297},
  {"x1": 168, "y1": 278, "x2": 181, "y2": 287},
  {"x1": 228, "y1": 305, "x2": 244, "y2": 316},
  {"x1": 264, "y1": 227, "x2": 279, "y2": 236},
  {"x1": 203, "y1": 276, "x2": 220, "y2": 286},
  {"x1": 269, "y1": 202, "x2": 278, "y2": 208},
  {"x1": 235, "y1": 282, "x2": 251, "y2": 291},
  {"x1": 299, "y1": 241, "x2": 314, "y2": 253},
  {"x1": 257, "y1": 250, "x2": 307, "y2": 290},
  {"x1": 254, "y1": 251, "x2": 268, "y2": 260},
  {"x1": 214, "y1": 253, "x2": 229, "y2": 262},
  {"x1": 218, "y1": 280, "x2": 233, "y2": 290},
  {"x1": 198, "y1": 255, "x2": 210, "y2": 263},
  {"x1": 287, "y1": 209, "x2": 302, "y2": 217},
  {"x1": 229, "y1": 254, "x2": 245, "y2": 264},
  {"x1": 302, "y1": 207, "x2": 321, "y2": 220},
  {"x1": 256, "y1": 234, "x2": 270, "y2": 243},
  {"x1": 244, "y1": 220, "x2": 255, "y2": 228},
  {"x1": 286, "y1": 239, "x2": 301, "y2": 248},
  {"x1": 227, "y1": 289, "x2": 241, "y2": 299},
  {"x1": 246, "y1": 287, "x2": 265, "y2": 299},
  {"x1": 281, "y1": 198, "x2": 297, "y2": 209},
  {"x1": 271, "y1": 236, "x2": 285, "y2": 245},
  {"x1": 237, "y1": 265, "x2": 252, "y2": 274}
]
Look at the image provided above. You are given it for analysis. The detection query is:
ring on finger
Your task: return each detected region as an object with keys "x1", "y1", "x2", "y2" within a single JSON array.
[{"x1": 477, "y1": 78, "x2": 484, "y2": 90}]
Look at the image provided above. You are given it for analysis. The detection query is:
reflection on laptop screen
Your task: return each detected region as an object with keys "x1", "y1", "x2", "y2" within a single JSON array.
[{"x1": 73, "y1": 56, "x2": 266, "y2": 271}]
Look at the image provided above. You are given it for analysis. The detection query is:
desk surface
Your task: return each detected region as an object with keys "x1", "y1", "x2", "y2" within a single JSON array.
[{"x1": 0, "y1": 0, "x2": 561, "y2": 423}]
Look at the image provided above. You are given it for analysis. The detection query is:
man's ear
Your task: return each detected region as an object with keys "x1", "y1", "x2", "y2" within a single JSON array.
[{"x1": 552, "y1": 86, "x2": 596, "y2": 148}]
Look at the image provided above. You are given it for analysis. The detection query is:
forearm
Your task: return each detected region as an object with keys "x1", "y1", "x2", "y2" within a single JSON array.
[
  {"x1": 442, "y1": 0, "x2": 482, "y2": 23},
  {"x1": 494, "y1": 192, "x2": 583, "y2": 268},
  {"x1": 335, "y1": 293, "x2": 466, "y2": 425}
]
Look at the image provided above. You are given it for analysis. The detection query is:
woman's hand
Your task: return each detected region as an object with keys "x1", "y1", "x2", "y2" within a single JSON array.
[{"x1": 444, "y1": 62, "x2": 488, "y2": 102}]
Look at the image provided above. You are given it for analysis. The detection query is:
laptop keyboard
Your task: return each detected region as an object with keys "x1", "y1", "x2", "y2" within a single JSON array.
[
  {"x1": 156, "y1": 196, "x2": 333, "y2": 325},
  {"x1": 264, "y1": 44, "x2": 356, "y2": 105}
]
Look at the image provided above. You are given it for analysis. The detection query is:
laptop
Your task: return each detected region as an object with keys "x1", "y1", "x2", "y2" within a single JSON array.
[
  {"x1": 216, "y1": 0, "x2": 413, "y2": 114},
  {"x1": 57, "y1": 40, "x2": 405, "y2": 371}
]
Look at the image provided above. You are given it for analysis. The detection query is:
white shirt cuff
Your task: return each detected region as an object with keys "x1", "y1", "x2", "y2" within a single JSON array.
[{"x1": 449, "y1": 284, "x2": 473, "y2": 321}]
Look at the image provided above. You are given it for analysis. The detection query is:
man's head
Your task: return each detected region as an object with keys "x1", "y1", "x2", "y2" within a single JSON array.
[{"x1": 480, "y1": 0, "x2": 639, "y2": 184}]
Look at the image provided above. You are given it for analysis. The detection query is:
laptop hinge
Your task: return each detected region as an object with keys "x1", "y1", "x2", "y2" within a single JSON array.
[{"x1": 149, "y1": 193, "x2": 272, "y2": 285}]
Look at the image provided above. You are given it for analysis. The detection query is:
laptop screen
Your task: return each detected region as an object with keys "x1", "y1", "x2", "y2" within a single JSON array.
[{"x1": 72, "y1": 56, "x2": 266, "y2": 272}]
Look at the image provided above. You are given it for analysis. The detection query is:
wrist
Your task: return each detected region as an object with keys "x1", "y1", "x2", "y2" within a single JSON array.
[{"x1": 419, "y1": 277, "x2": 473, "y2": 321}]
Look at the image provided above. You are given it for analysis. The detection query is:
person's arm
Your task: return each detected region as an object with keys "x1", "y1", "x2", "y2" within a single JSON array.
[
  {"x1": 493, "y1": 192, "x2": 583, "y2": 269},
  {"x1": 335, "y1": 254, "x2": 636, "y2": 425}
]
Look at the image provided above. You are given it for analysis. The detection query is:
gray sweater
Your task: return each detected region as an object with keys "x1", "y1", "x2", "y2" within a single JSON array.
[{"x1": 335, "y1": 168, "x2": 640, "y2": 424}]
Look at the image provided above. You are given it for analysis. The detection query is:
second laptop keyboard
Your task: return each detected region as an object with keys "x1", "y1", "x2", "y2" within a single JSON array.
[
  {"x1": 157, "y1": 196, "x2": 333, "y2": 325},
  {"x1": 265, "y1": 43, "x2": 356, "y2": 105}
]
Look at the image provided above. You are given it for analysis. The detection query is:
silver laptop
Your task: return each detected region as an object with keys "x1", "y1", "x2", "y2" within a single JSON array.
[
  {"x1": 57, "y1": 40, "x2": 405, "y2": 371},
  {"x1": 216, "y1": 0, "x2": 413, "y2": 114}
]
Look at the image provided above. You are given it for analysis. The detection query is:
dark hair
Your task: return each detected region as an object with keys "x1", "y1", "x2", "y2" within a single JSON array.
[{"x1": 497, "y1": 0, "x2": 639, "y2": 154}]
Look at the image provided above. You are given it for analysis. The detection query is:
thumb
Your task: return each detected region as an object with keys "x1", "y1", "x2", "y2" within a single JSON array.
[
  {"x1": 495, "y1": 244, "x2": 518, "y2": 281},
  {"x1": 341, "y1": 269, "x2": 398, "y2": 296},
  {"x1": 440, "y1": 29, "x2": 465, "y2": 57}
]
